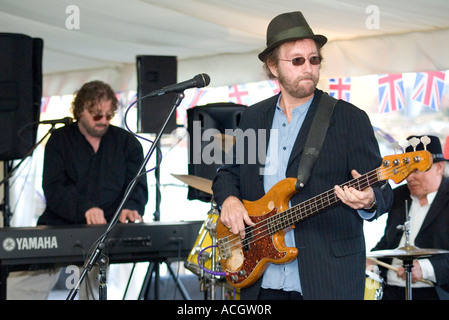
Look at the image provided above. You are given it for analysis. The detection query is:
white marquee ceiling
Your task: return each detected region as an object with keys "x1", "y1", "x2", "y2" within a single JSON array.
[{"x1": 1, "y1": 0, "x2": 449, "y2": 95}]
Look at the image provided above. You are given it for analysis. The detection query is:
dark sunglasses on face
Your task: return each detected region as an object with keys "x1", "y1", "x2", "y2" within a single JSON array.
[
  {"x1": 278, "y1": 56, "x2": 322, "y2": 66},
  {"x1": 90, "y1": 112, "x2": 114, "y2": 121}
]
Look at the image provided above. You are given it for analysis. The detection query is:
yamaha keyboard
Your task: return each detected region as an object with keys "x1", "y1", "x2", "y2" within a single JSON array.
[
  {"x1": 0, "y1": 221, "x2": 202, "y2": 298},
  {"x1": 0, "y1": 221, "x2": 202, "y2": 265}
]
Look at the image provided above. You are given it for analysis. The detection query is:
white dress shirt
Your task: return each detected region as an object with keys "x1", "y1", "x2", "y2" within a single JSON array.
[{"x1": 386, "y1": 191, "x2": 437, "y2": 287}]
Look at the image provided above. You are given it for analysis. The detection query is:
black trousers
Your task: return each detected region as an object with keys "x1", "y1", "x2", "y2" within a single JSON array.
[
  {"x1": 258, "y1": 288, "x2": 303, "y2": 300},
  {"x1": 382, "y1": 284, "x2": 439, "y2": 300}
]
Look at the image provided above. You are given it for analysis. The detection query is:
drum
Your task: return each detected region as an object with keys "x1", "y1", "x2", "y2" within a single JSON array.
[
  {"x1": 185, "y1": 208, "x2": 240, "y2": 300},
  {"x1": 364, "y1": 270, "x2": 384, "y2": 300},
  {"x1": 185, "y1": 212, "x2": 219, "y2": 276}
]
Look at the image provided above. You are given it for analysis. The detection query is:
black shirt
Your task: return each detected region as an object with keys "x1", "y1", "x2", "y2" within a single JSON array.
[{"x1": 37, "y1": 123, "x2": 148, "y2": 225}]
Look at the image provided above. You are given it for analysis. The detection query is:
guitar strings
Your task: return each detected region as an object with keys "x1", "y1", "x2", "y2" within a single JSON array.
[{"x1": 217, "y1": 163, "x2": 406, "y2": 254}]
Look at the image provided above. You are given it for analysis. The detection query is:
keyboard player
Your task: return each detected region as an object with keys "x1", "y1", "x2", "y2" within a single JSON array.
[{"x1": 7, "y1": 80, "x2": 148, "y2": 299}]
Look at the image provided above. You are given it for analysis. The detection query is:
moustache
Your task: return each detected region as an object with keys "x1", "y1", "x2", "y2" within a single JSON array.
[{"x1": 298, "y1": 74, "x2": 317, "y2": 82}]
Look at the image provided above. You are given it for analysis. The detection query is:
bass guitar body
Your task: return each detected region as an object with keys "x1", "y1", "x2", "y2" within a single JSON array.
[{"x1": 216, "y1": 178, "x2": 299, "y2": 289}]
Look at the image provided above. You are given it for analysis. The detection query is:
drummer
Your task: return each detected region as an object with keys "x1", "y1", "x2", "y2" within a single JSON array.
[{"x1": 367, "y1": 135, "x2": 449, "y2": 300}]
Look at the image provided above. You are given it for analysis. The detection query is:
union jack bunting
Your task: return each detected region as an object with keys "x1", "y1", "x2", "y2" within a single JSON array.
[
  {"x1": 268, "y1": 80, "x2": 281, "y2": 95},
  {"x1": 329, "y1": 77, "x2": 351, "y2": 102},
  {"x1": 378, "y1": 73, "x2": 405, "y2": 113},
  {"x1": 41, "y1": 96, "x2": 50, "y2": 113},
  {"x1": 411, "y1": 71, "x2": 446, "y2": 111},
  {"x1": 228, "y1": 84, "x2": 251, "y2": 105}
]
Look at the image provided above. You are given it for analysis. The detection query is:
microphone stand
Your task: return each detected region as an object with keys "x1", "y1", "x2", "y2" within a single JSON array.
[
  {"x1": 66, "y1": 92, "x2": 185, "y2": 300},
  {"x1": 1, "y1": 124, "x2": 58, "y2": 226}
]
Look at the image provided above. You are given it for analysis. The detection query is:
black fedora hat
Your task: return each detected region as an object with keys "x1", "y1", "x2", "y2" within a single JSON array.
[
  {"x1": 405, "y1": 135, "x2": 448, "y2": 163},
  {"x1": 258, "y1": 11, "x2": 327, "y2": 62}
]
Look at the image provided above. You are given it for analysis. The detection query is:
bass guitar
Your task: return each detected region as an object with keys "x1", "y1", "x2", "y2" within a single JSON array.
[{"x1": 216, "y1": 150, "x2": 433, "y2": 288}]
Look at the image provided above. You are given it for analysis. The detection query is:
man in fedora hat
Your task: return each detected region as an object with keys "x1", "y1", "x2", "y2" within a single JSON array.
[
  {"x1": 368, "y1": 135, "x2": 449, "y2": 300},
  {"x1": 213, "y1": 11, "x2": 393, "y2": 299}
]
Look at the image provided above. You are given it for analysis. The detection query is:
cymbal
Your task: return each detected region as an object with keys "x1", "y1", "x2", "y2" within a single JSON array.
[
  {"x1": 171, "y1": 174, "x2": 213, "y2": 195},
  {"x1": 368, "y1": 245, "x2": 449, "y2": 259}
]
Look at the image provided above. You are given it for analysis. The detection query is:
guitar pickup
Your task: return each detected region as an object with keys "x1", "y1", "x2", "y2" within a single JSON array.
[
  {"x1": 218, "y1": 237, "x2": 231, "y2": 259},
  {"x1": 242, "y1": 228, "x2": 251, "y2": 251}
]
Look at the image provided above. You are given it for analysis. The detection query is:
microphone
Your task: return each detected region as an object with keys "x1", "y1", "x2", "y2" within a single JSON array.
[
  {"x1": 39, "y1": 117, "x2": 73, "y2": 126},
  {"x1": 148, "y1": 73, "x2": 210, "y2": 97}
]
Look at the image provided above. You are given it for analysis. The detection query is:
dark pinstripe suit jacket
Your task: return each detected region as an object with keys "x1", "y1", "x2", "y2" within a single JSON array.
[{"x1": 212, "y1": 89, "x2": 394, "y2": 300}]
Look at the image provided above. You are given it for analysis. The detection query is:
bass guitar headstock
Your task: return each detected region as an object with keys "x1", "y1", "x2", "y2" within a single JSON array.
[
  {"x1": 379, "y1": 136, "x2": 434, "y2": 184},
  {"x1": 379, "y1": 151, "x2": 433, "y2": 183}
]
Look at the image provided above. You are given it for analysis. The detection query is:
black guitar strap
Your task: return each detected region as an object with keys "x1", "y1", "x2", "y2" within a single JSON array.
[{"x1": 295, "y1": 93, "x2": 338, "y2": 191}]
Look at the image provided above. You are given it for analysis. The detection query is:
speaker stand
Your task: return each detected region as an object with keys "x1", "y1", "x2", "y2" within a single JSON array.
[
  {"x1": 136, "y1": 136, "x2": 189, "y2": 300},
  {"x1": 153, "y1": 142, "x2": 161, "y2": 222},
  {"x1": 1, "y1": 162, "x2": 12, "y2": 227},
  {"x1": 138, "y1": 260, "x2": 191, "y2": 300}
]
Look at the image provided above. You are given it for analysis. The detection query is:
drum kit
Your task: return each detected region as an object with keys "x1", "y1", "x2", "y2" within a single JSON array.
[
  {"x1": 173, "y1": 174, "x2": 449, "y2": 301},
  {"x1": 172, "y1": 173, "x2": 238, "y2": 300}
]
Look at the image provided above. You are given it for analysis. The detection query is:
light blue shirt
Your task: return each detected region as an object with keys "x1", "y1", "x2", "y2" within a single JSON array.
[{"x1": 261, "y1": 95, "x2": 312, "y2": 293}]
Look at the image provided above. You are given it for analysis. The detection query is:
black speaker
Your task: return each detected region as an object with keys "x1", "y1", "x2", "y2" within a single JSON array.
[
  {"x1": 0, "y1": 33, "x2": 43, "y2": 161},
  {"x1": 137, "y1": 55, "x2": 177, "y2": 134},
  {"x1": 187, "y1": 103, "x2": 246, "y2": 202}
]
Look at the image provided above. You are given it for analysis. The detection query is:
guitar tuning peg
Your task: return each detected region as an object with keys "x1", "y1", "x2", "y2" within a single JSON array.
[
  {"x1": 392, "y1": 141, "x2": 401, "y2": 154},
  {"x1": 420, "y1": 136, "x2": 431, "y2": 151},
  {"x1": 398, "y1": 139, "x2": 409, "y2": 153},
  {"x1": 408, "y1": 137, "x2": 420, "y2": 151}
]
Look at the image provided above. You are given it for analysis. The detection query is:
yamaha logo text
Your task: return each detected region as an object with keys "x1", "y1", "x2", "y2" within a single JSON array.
[{"x1": 2, "y1": 236, "x2": 58, "y2": 252}]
